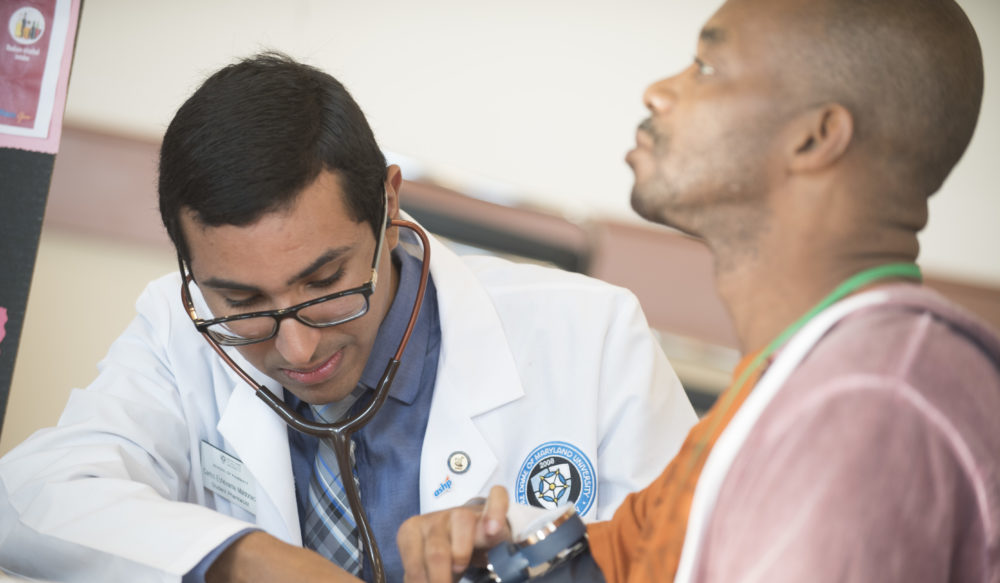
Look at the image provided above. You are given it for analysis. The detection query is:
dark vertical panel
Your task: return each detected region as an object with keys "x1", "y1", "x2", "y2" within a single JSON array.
[
  {"x1": 0, "y1": 149, "x2": 56, "y2": 426},
  {"x1": 0, "y1": 0, "x2": 82, "y2": 436}
]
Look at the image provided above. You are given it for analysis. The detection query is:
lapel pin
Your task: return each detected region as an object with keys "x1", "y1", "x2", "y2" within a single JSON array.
[{"x1": 448, "y1": 451, "x2": 470, "y2": 474}]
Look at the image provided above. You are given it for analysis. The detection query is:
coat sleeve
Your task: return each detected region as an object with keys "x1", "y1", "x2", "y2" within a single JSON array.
[
  {"x1": 0, "y1": 278, "x2": 252, "y2": 582},
  {"x1": 591, "y1": 289, "x2": 697, "y2": 519}
]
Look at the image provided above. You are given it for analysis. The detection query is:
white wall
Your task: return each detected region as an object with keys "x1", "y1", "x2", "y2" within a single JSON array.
[{"x1": 64, "y1": 0, "x2": 1000, "y2": 285}]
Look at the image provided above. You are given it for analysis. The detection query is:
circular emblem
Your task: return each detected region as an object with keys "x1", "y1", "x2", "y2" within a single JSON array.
[
  {"x1": 8, "y1": 7, "x2": 45, "y2": 46},
  {"x1": 515, "y1": 441, "x2": 595, "y2": 516},
  {"x1": 448, "y1": 451, "x2": 470, "y2": 474}
]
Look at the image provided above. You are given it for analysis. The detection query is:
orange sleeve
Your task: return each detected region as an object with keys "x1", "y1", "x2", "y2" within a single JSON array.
[
  {"x1": 586, "y1": 353, "x2": 759, "y2": 583},
  {"x1": 586, "y1": 457, "x2": 677, "y2": 583}
]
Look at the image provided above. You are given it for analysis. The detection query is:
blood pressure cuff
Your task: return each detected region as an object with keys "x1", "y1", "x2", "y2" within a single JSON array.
[
  {"x1": 463, "y1": 547, "x2": 605, "y2": 583},
  {"x1": 530, "y1": 549, "x2": 606, "y2": 583}
]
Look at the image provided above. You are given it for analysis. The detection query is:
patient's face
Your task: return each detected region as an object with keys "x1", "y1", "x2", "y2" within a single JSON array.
[{"x1": 628, "y1": 0, "x2": 795, "y2": 236}]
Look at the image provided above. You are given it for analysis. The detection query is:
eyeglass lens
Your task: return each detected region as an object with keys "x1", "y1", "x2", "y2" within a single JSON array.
[{"x1": 206, "y1": 293, "x2": 370, "y2": 344}]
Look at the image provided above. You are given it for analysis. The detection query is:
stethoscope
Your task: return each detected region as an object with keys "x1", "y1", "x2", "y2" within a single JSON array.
[{"x1": 180, "y1": 215, "x2": 431, "y2": 583}]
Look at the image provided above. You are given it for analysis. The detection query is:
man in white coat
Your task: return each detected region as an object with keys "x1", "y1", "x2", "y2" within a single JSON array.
[{"x1": 0, "y1": 52, "x2": 696, "y2": 582}]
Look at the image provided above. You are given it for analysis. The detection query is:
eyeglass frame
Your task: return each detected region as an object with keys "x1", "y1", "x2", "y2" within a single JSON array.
[{"x1": 178, "y1": 193, "x2": 389, "y2": 346}]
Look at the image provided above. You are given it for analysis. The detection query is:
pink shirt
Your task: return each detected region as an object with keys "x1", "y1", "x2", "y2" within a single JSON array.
[{"x1": 694, "y1": 285, "x2": 1000, "y2": 582}]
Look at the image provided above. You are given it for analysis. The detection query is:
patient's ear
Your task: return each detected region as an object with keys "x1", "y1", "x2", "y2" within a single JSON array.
[{"x1": 786, "y1": 103, "x2": 853, "y2": 172}]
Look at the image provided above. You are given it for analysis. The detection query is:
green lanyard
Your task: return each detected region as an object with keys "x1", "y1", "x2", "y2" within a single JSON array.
[
  {"x1": 730, "y1": 262, "x2": 922, "y2": 392},
  {"x1": 689, "y1": 262, "x2": 922, "y2": 465},
  {"x1": 676, "y1": 262, "x2": 923, "y2": 528}
]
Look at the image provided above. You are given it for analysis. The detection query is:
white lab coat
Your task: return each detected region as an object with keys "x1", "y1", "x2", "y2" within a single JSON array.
[{"x1": 0, "y1": 226, "x2": 696, "y2": 581}]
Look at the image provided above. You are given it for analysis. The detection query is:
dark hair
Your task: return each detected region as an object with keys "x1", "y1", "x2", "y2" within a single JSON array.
[{"x1": 158, "y1": 51, "x2": 387, "y2": 262}]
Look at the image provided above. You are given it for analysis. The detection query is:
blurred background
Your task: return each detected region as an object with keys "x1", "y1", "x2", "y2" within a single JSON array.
[{"x1": 2, "y1": 0, "x2": 998, "y2": 454}]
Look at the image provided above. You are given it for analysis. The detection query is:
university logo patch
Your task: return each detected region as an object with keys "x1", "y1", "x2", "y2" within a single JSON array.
[{"x1": 515, "y1": 441, "x2": 595, "y2": 516}]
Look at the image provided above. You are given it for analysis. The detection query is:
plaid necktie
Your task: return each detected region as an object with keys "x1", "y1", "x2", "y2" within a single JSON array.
[{"x1": 303, "y1": 404, "x2": 364, "y2": 575}]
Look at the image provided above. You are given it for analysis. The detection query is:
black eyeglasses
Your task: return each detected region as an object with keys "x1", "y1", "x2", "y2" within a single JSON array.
[{"x1": 179, "y1": 198, "x2": 389, "y2": 347}]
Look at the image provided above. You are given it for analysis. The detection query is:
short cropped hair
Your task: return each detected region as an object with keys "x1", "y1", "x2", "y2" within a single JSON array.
[
  {"x1": 158, "y1": 51, "x2": 387, "y2": 263},
  {"x1": 783, "y1": 0, "x2": 983, "y2": 196}
]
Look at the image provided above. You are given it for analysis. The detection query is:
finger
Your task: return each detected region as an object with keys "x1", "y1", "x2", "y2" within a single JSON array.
[
  {"x1": 398, "y1": 517, "x2": 429, "y2": 583},
  {"x1": 476, "y1": 485, "x2": 511, "y2": 546},
  {"x1": 448, "y1": 506, "x2": 479, "y2": 575},
  {"x1": 421, "y1": 518, "x2": 457, "y2": 583}
]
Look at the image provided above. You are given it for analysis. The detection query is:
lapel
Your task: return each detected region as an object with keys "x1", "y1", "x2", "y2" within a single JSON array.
[
  {"x1": 216, "y1": 366, "x2": 302, "y2": 546},
  {"x1": 418, "y1": 232, "x2": 525, "y2": 511}
]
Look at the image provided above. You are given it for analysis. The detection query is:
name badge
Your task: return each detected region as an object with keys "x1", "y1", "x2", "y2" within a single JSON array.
[{"x1": 201, "y1": 441, "x2": 257, "y2": 515}]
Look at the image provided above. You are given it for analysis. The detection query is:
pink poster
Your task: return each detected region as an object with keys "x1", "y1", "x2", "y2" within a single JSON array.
[
  {"x1": 0, "y1": 306, "x2": 7, "y2": 355},
  {"x1": 0, "y1": 0, "x2": 80, "y2": 153}
]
